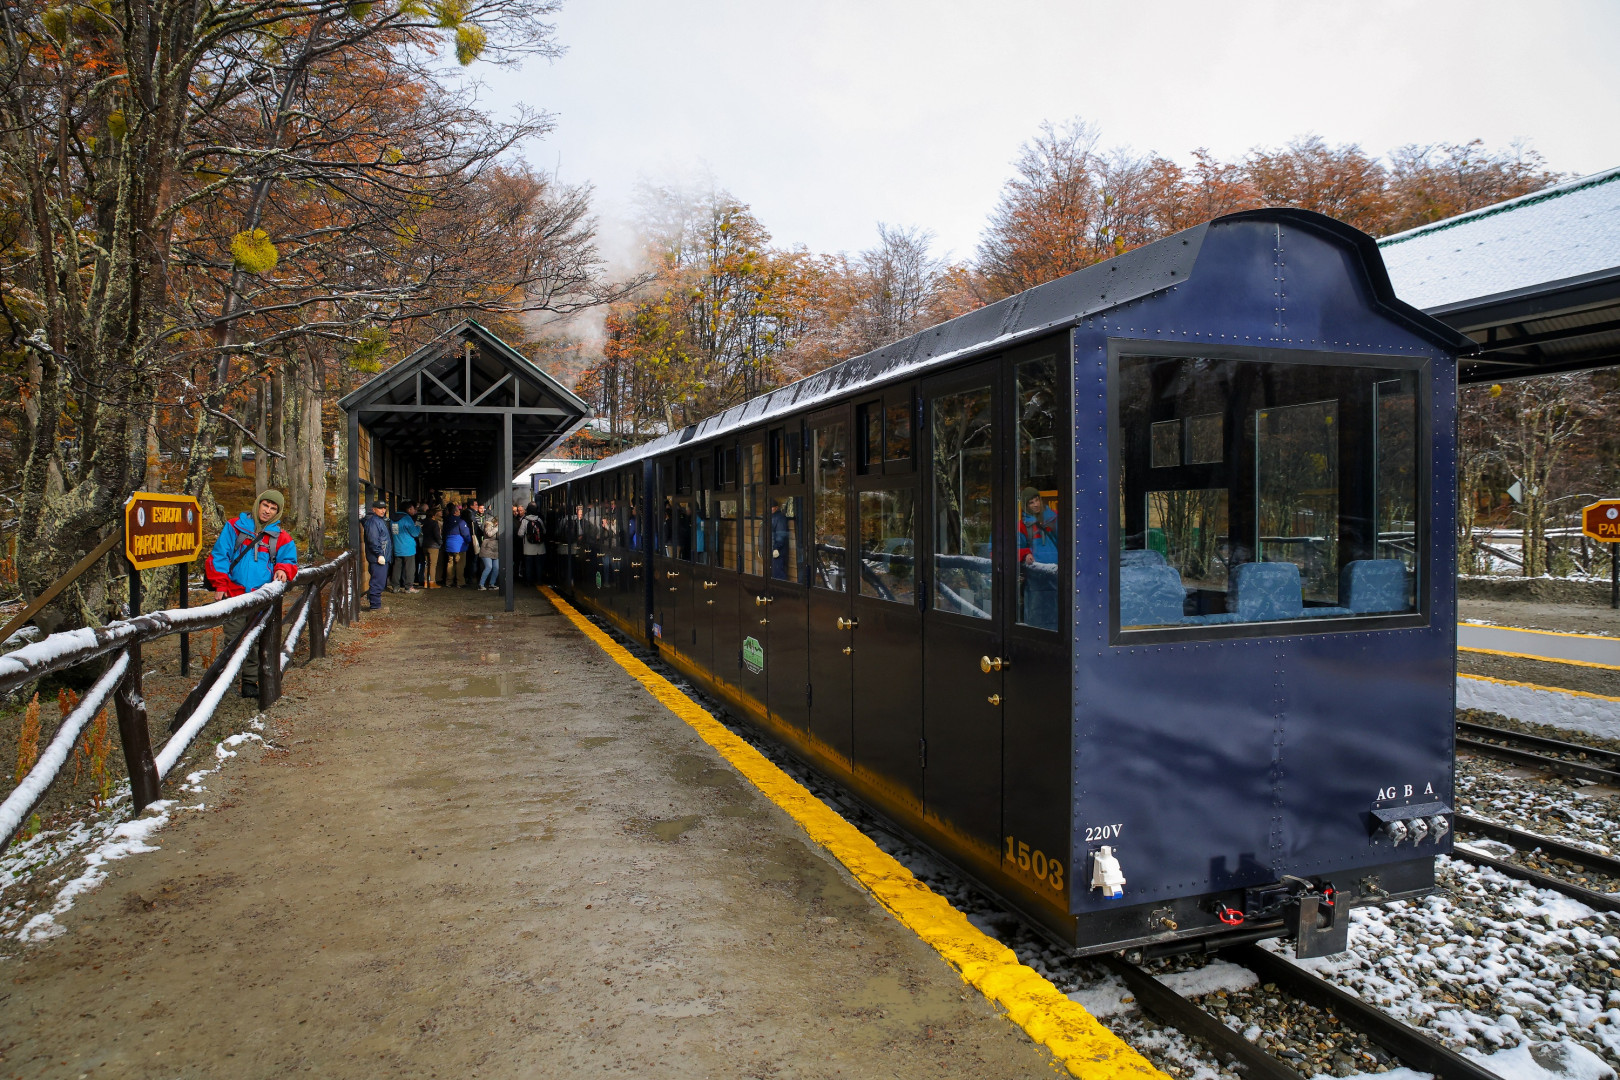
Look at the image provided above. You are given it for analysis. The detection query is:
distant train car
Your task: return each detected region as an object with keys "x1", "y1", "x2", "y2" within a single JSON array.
[{"x1": 543, "y1": 209, "x2": 1472, "y2": 959}]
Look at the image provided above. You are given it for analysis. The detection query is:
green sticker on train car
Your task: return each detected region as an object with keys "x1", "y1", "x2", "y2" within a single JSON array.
[{"x1": 742, "y1": 635, "x2": 764, "y2": 674}]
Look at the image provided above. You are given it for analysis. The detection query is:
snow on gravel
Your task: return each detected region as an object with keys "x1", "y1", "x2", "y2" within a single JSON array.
[{"x1": 0, "y1": 714, "x2": 268, "y2": 949}]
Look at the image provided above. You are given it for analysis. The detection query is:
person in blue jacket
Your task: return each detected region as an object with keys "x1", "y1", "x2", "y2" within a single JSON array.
[
  {"x1": 442, "y1": 504, "x2": 473, "y2": 588},
  {"x1": 1017, "y1": 487, "x2": 1060, "y2": 631},
  {"x1": 390, "y1": 502, "x2": 421, "y2": 594},
  {"x1": 205, "y1": 489, "x2": 298, "y2": 697},
  {"x1": 362, "y1": 500, "x2": 392, "y2": 610}
]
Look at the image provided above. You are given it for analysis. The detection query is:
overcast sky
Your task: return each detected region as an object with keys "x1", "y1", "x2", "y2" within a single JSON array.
[{"x1": 469, "y1": 0, "x2": 1620, "y2": 267}]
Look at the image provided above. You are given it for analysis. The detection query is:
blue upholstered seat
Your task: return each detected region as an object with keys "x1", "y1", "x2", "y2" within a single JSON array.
[
  {"x1": 1229, "y1": 561, "x2": 1304, "y2": 622},
  {"x1": 1341, "y1": 559, "x2": 1408, "y2": 613},
  {"x1": 1120, "y1": 549, "x2": 1168, "y2": 568},
  {"x1": 1119, "y1": 565, "x2": 1187, "y2": 626}
]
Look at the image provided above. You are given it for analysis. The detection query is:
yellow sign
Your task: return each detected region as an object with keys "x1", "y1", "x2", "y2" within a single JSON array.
[
  {"x1": 124, "y1": 492, "x2": 204, "y2": 570},
  {"x1": 1582, "y1": 500, "x2": 1620, "y2": 543}
]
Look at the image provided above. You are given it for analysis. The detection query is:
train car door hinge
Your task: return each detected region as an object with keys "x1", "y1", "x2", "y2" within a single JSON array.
[
  {"x1": 805, "y1": 683, "x2": 812, "y2": 707},
  {"x1": 919, "y1": 737, "x2": 927, "y2": 769}
]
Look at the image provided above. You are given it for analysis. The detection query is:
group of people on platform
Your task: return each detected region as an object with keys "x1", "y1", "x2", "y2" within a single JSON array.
[{"x1": 359, "y1": 497, "x2": 552, "y2": 611}]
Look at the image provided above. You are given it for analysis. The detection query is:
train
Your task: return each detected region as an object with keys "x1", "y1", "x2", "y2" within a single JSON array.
[{"x1": 538, "y1": 208, "x2": 1473, "y2": 960}]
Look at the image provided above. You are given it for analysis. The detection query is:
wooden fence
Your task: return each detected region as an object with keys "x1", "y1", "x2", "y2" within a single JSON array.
[{"x1": 0, "y1": 550, "x2": 363, "y2": 851}]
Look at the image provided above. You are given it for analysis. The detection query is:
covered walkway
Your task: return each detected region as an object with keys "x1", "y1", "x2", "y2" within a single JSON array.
[
  {"x1": 339, "y1": 320, "x2": 592, "y2": 611},
  {"x1": 2, "y1": 589, "x2": 1058, "y2": 1079}
]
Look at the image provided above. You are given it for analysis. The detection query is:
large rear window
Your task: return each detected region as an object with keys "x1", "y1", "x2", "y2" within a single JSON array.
[{"x1": 1113, "y1": 348, "x2": 1426, "y2": 639}]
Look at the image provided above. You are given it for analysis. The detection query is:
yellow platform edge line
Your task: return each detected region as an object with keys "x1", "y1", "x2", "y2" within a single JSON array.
[
  {"x1": 1459, "y1": 671, "x2": 1620, "y2": 705},
  {"x1": 1460, "y1": 621, "x2": 1620, "y2": 643},
  {"x1": 539, "y1": 587, "x2": 1163, "y2": 1080},
  {"x1": 1457, "y1": 646, "x2": 1620, "y2": 672}
]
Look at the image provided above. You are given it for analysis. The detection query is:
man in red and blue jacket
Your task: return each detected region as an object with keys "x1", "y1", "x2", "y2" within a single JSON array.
[{"x1": 205, "y1": 489, "x2": 298, "y2": 697}]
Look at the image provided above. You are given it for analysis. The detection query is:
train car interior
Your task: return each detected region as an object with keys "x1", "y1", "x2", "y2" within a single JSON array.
[{"x1": 1114, "y1": 349, "x2": 1426, "y2": 637}]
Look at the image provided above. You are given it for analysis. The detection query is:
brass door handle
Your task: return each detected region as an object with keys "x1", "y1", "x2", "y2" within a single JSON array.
[
  {"x1": 703, "y1": 580, "x2": 717, "y2": 589},
  {"x1": 668, "y1": 587, "x2": 678, "y2": 593},
  {"x1": 842, "y1": 646, "x2": 852, "y2": 655},
  {"x1": 706, "y1": 599, "x2": 714, "y2": 605},
  {"x1": 666, "y1": 570, "x2": 680, "y2": 578},
  {"x1": 987, "y1": 694, "x2": 1002, "y2": 706},
  {"x1": 755, "y1": 595, "x2": 767, "y2": 606},
  {"x1": 836, "y1": 617, "x2": 859, "y2": 630},
  {"x1": 760, "y1": 618, "x2": 769, "y2": 625},
  {"x1": 980, "y1": 655, "x2": 1008, "y2": 673}
]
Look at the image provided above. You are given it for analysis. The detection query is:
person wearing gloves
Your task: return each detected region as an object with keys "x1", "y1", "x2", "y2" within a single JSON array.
[
  {"x1": 362, "y1": 500, "x2": 392, "y2": 611},
  {"x1": 205, "y1": 489, "x2": 298, "y2": 698},
  {"x1": 390, "y1": 502, "x2": 421, "y2": 594}
]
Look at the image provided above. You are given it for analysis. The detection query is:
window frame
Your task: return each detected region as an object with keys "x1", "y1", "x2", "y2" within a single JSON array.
[{"x1": 1106, "y1": 338, "x2": 1433, "y2": 645}]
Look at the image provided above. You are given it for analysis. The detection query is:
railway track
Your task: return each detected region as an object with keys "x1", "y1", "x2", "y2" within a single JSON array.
[
  {"x1": 1453, "y1": 813, "x2": 1620, "y2": 913},
  {"x1": 1455, "y1": 719, "x2": 1620, "y2": 786},
  {"x1": 1103, "y1": 945, "x2": 1501, "y2": 1080}
]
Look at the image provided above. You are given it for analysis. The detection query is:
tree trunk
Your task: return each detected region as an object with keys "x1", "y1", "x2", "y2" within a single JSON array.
[
  {"x1": 254, "y1": 378, "x2": 270, "y2": 496},
  {"x1": 269, "y1": 367, "x2": 287, "y2": 491},
  {"x1": 226, "y1": 410, "x2": 246, "y2": 478},
  {"x1": 300, "y1": 349, "x2": 327, "y2": 558},
  {"x1": 287, "y1": 357, "x2": 309, "y2": 538}
]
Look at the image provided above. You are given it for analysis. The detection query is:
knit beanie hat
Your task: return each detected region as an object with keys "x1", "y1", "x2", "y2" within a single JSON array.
[{"x1": 256, "y1": 489, "x2": 285, "y2": 521}]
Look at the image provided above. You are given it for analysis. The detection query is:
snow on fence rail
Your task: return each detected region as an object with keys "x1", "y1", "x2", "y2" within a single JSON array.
[{"x1": 0, "y1": 550, "x2": 361, "y2": 851}]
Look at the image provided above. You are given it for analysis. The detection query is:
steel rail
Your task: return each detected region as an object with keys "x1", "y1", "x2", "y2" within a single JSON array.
[
  {"x1": 1457, "y1": 720, "x2": 1620, "y2": 770},
  {"x1": 1455, "y1": 814, "x2": 1620, "y2": 880},
  {"x1": 1097, "y1": 955, "x2": 1304, "y2": 1080},
  {"x1": 1222, "y1": 945, "x2": 1503, "y2": 1080},
  {"x1": 1453, "y1": 843, "x2": 1620, "y2": 914},
  {"x1": 1455, "y1": 736, "x2": 1620, "y2": 787}
]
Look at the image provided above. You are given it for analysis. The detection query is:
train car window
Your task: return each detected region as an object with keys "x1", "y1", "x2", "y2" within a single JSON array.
[
  {"x1": 885, "y1": 400, "x2": 912, "y2": 462},
  {"x1": 769, "y1": 494, "x2": 802, "y2": 582},
  {"x1": 811, "y1": 420, "x2": 848, "y2": 592},
  {"x1": 742, "y1": 442, "x2": 765, "y2": 577},
  {"x1": 1186, "y1": 413, "x2": 1223, "y2": 464},
  {"x1": 717, "y1": 445, "x2": 737, "y2": 489},
  {"x1": 858, "y1": 488, "x2": 915, "y2": 603},
  {"x1": 1375, "y1": 379, "x2": 1418, "y2": 579},
  {"x1": 673, "y1": 498, "x2": 693, "y2": 561},
  {"x1": 1015, "y1": 355, "x2": 1061, "y2": 631},
  {"x1": 858, "y1": 403, "x2": 884, "y2": 474},
  {"x1": 1116, "y1": 353, "x2": 1422, "y2": 634},
  {"x1": 692, "y1": 455, "x2": 712, "y2": 565},
  {"x1": 626, "y1": 470, "x2": 642, "y2": 550},
  {"x1": 1150, "y1": 421, "x2": 1181, "y2": 468},
  {"x1": 931, "y1": 387, "x2": 994, "y2": 619},
  {"x1": 716, "y1": 495, "x2": 739, "y2": 569},
  {"x1": 770, "y1": 426, "x2": 804, "y2": 484}
]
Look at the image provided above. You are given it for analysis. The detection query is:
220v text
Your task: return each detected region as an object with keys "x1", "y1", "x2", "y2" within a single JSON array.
[{"x1": 1084, "y1": 823, "x2": 1124, "y2": 841}]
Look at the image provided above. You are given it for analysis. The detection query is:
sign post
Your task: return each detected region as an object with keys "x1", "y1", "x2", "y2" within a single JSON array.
[{"x1": 1579, "y1": 500, "x2": 1620, "y2": 610}]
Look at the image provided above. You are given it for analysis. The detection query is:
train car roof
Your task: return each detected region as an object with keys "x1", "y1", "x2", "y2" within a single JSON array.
[{"x1": 562, "y1": 208, "x2": 1471, "y2": 483}]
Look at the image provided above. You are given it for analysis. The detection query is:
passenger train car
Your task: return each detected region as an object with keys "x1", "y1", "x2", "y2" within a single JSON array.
[{"x1": 541, "y1": 209, "x2": 1473, "y2": 959}]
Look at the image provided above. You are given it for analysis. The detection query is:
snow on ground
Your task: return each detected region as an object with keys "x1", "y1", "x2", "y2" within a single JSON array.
[
  {"x1": 0, "y1": 714, "x2": 267, "y2": 949},
  {"x1": 1459, "y1": 676, "x2": 1620, "y2": 740},
  {"x1": 1458, "y1": 756, "x2": 1620, "y2": 860}
]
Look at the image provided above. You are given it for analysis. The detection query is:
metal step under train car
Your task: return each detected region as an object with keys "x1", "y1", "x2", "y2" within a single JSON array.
[{"x1": 540, "y1": 208, "x2": 1473, "y2": 959}]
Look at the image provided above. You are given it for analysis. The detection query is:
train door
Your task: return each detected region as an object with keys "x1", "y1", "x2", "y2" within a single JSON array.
[
  {"x1": 921, "y1": 360, "x2": 1004, "y2": 865},
  {"x1": 1001, "y1": 346, "x2": 1072, "y2": 906},
  {"x1": 850, "y1": 390, "x2": 923, "y2": 809},
  {"x1": 710, "y1": 442, "x2": 745, "y2": 701},
  {"x1": 737, "y1": 436, "x2": 770, "y2": 715},
  {"x1": 765, "y1": 424, "x2": 810, "y2": 734},
  {"x1": 626, "y1": 466, "x2": 650, "y2": 642},
  {"x1": 805, "y1": 407, "x2": 854, "y2": 767},
  {"x1": 689, "y1": 453, "x2": 715, "y2": 673},
  {"x1": 652, "y1": 459, "x2": 689, "y2": 661}
]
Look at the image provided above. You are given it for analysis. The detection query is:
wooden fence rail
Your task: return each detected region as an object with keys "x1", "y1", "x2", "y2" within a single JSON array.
[{"x1": 0, "y1": 549, "x2": 362, "y2": 852}]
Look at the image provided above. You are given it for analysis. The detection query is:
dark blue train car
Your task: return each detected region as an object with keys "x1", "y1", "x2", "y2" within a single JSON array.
[{"x1": 544, "y1": 208, "x2": 1471, "y2": 958}]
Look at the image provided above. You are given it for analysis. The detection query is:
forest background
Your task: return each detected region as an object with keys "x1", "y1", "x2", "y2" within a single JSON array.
[{"x1": 1, "y1": 1, "x2": 1615, "y2": 636}]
